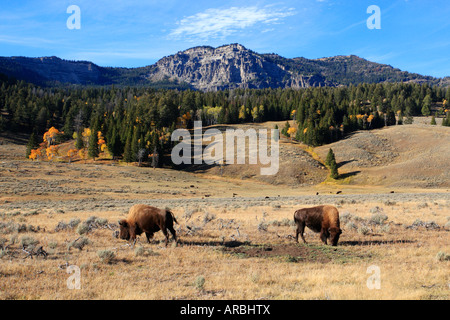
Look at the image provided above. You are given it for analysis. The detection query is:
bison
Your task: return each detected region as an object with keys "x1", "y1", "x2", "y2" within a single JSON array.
[
  {"x1": 294, "y1": 205, "x2": 342, "y2": 246},
  {"x1": 118, "y1": 204, "x2": 178, "y2": 247}
]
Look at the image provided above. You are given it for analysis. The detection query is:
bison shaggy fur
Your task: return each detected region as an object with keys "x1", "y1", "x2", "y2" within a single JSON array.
[
  {"x1": 119, "y1": 204, "x2": 178, "y2": 246},
  {"x1": 294, "y1": 205, "x2": 342, "y2": 246}
]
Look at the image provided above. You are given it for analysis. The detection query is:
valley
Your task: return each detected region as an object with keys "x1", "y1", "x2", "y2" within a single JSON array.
[{"x1": 0, "y1": 119, "x2": 448, "y2": 300}]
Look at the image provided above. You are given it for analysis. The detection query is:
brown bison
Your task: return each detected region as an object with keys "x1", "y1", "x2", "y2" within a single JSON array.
[
  {"x1": 294, "y1": 205, "x2": 342, "y2": 246},
  {"x1": 118, "y1": 204, "x2": 178, "y2": 246}
]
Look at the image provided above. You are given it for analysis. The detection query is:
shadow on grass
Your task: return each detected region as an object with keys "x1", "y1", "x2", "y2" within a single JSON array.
[
  {"x1": 340, "y1": 239, "x2": 416, "y2": 246},
  {"x1": 338, "y1": 170, "x2": 361, "y2": 179}
]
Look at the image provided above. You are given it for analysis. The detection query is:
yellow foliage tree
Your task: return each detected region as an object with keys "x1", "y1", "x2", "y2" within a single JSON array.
[
  {"x1": 67, "y1": 148, "x2": 77, "y2": 163},
  {"x1": 29, "y1": 148, "x2": 43, "y2": 161},
  {"x1": 287, "y1": 126, "x2": 297, "y2": 140},
  {"x1": 46, "y1": 145, "x2": 60, "y2": 161},
  {"x1": 78, "y1": 148, "x2": 87, "y2": 163},
  {"x1": 43, "y1": 127, "x2": 61, "y2": 147}
]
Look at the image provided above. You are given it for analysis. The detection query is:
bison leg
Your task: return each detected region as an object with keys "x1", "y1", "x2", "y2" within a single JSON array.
[
  {"x1": 320, "y1": 228, "x2": 328, "y2": 245},
  {"x1": 168, "y1": 226, "x2": 177, "y2": 245},
  {"x1": 161, "y1": 228, "x2": 170, "y2": 247},
  {"x1": 129, "y1": 225, "x2": 138, "y2": 247},
  {"x1": 145, "y1": 232, "x2": 154, "y2": 243},
  {"x1": 295, "y1": 222, "x2": 307, "y2": 244}
]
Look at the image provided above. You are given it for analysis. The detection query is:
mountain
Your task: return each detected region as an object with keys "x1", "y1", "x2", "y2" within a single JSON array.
[{"x1": 0, "y1": 43, "x2": 448, "y2": 90}]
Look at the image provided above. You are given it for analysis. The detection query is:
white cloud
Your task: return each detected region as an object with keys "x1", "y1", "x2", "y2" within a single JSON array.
[{"x1": 169, "y1": 6, "x2": 296, "y2": 40}]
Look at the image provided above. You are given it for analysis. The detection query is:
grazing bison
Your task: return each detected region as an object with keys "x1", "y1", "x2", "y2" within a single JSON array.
[
  {"x1": 294, "y1": 205, "x2": 342, "y2": 246},
  {"x1": 118, "y1": 204, "x2": 178, "y2": 246}
]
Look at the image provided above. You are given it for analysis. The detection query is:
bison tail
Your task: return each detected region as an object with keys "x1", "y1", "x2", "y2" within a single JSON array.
[{"x1": 168, "y1": 210, "x2": 179, "y2": 224}]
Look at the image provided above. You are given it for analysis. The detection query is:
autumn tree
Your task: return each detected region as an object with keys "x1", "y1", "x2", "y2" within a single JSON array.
[
  {"x1": 29, "y1": 148, "x2": 43, "y2": 161},
  {"x1": 67, "y1": 148, "x2": 77, "y2": 164},
  {"x1": 46, "y1": 145, "x2": 60, "y2": 161},
  {"x1": 43, "y1": 127, "x2": 61, "y2": 147},
  {"x1": 287, "y1": 126, "x2": 297, "y2": 140}
]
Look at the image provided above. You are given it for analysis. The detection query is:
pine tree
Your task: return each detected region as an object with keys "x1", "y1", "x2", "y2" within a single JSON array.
[
  {"x1": 430, "y1": 115, "x2": 437, "y2": 125},
  {"x1": 397, "y1": 112, "x2": 403, "y2": 125},
  {"x1": 325, "y1": 148, "x2": 334, "y2": 167},
  {"x1": 88, "y1": 123, "x2": 99, "y2": 160},
  {"x1": 329, "y1": 159, "x2": 339, "y2": 179},
  {"x1": 325, "y1": 148, "x2": 339, "y2": 179},
  {"x1": 131, "y1": 126, "x2": 140, "y2": 162},
  {"x1": 25, "y1": 131, "x2": 39, "y2": 158},
  {"x1": 75, "y1": 130, "x2": 84, "y2": 150},
  {"x1": 107, "y1": 128, "x2": 123, "y2": 160},
  {"x1": 123, "y1": 129, "x2": 133, "y2": 163},
  {"x1": 281, "y1": 121, "x2": 290, "y2": 137},
  {"x1": 385, "y1": 110, "x2": 396, "y2": 126},
  {"x1": 421, "y1": 95, "x2": 432, "y2": 116},
  {"x1": 442, "y1": 113, "x2": 450, "y2": 127}
]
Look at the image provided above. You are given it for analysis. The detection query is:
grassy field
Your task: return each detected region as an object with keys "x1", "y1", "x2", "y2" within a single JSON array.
[{"x1": 0, "y1": 121, "x2": 449, "y2": 300}]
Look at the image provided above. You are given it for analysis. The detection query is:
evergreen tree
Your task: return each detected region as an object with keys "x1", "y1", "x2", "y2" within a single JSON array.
[
  {"x1": 75, "y1": 130, "x2": 84, "y2": 150},
  {"x1": 397, "y1": 112, "x2": 403, "y2": 125},
  {"x1": 442, "y1": 113, "x2": 450, "y2": 127},
  {"x1": 131, "y1": 126, "x2": 140, "y2": 162},
  {"x1": 421, "y1": 95, "x2": 432, "y2": 116},
  {"x1": 385, "y1": 110, "x2": 396, "y2": 126},
  {"x1": 281, "y1": 121, "x2": 290, "y2": 137},
  {"x1": 430, "y1": 115, "x2": 437, "y2": 125},
  {"x1": 25, "y1": 131, "x2": 39, "y2": 158},
  {"x1": 325, "y1": 148, "x2": 339, "y2": 179},
  {"x1": 88, "y1": 123, "x2": 99, "y2": 160},
  {"x1": 107, "y1": 128, "x2": 123, "y2": 160},
  {"x1": 325, "y1": 148, "x2": 334, "y2": 167},
  {"x1": 329, "y1": 158, "x2": 339, "y2": 179},
  {"x1": 0, "y1": 115, "x2": 4, "y2": 133},
  {"x1": 123, "y1": 129, "x2": 133, "y2": 163}
]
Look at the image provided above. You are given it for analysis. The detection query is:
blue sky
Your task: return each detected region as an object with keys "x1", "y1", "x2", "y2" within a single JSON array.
[{"x1": 1, "y1": 0, "x2": 449, "y2": 77}]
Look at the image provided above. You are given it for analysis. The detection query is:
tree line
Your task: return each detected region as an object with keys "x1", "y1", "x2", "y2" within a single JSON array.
[{"x1": 0, "y1": 73, "x2": 449, "y2": 165}]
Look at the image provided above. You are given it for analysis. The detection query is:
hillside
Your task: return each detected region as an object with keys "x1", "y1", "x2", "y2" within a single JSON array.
[
  {"x1": 0, "y1": 44, "x2": 445, "y2": 90},
  {"x1": 190, "y1": 119, "x2": 450, "y2": 190},
  {"x1": 315, "y1": 118, "x2": 450, "y2": 189}
]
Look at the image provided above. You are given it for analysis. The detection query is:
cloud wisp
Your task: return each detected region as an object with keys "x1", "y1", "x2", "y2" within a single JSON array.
[{"x1": 169, "y1": 6, "x2": 296, "y2": 40}]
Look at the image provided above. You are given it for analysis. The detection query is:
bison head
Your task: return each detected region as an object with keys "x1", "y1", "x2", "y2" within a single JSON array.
[
  {"x1": 118, "y1": 219, "x2": 130, "y2": 240},
  {"x1": 328, "y1": 227, "x2": 342, "y2": 246}
]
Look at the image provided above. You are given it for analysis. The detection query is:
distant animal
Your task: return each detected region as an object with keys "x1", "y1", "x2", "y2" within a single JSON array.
[
  {"x1": 294, "y1": 205, "x2": 342, "y2": 246},
  {"x1": 118, "y1": 204, "x2": 178, "y2": 247}
]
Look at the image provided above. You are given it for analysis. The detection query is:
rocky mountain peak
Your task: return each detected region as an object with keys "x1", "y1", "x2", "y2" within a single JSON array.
[{"x1": 0, "y1": 43, "x2": 442, "y2": 89}]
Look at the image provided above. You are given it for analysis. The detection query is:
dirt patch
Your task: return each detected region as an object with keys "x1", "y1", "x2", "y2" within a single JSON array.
[{"x1": 222, "y1": 243, "x2": 370, "y2": 263}]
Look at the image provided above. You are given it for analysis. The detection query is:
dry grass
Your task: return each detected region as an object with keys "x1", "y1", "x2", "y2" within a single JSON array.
[
  {"x1": 0, "y1": 198, "x2": 448, "y2": 300},
  {"x1": 1, "y1": 123, "x2": 449, "y2": 300}
]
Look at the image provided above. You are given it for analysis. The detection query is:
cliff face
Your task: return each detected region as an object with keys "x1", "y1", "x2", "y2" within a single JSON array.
[
  {"x1": 147, "y1": 44, "x2": 324, "y2": 90},
  {"x1": 0, "y1": 43, "x2": 438, "y2": 90}
]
